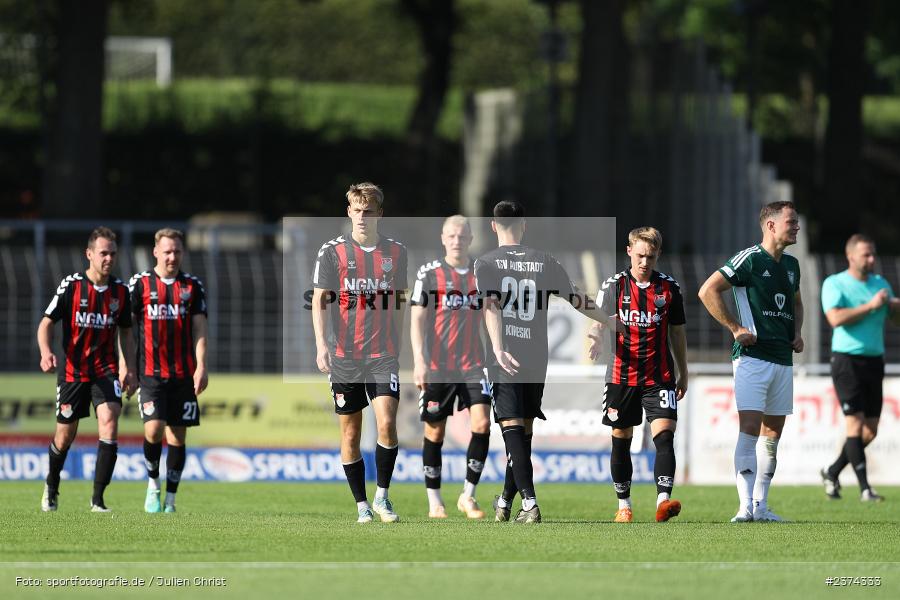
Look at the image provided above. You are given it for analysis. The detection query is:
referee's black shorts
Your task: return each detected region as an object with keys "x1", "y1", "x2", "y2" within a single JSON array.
[{"x1": 830, "y1": 352, "x2": 884, "y2": 418}]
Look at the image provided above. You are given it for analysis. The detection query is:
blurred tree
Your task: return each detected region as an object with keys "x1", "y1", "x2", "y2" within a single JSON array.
[
  {"x1": 43, "y1": 0, "x2": 108, "y2": 217},
  {"x1": 823, "y1": 0, "x2": 867, "y2": 240},
  {"x1": 570, "y1": 0, "x2": 627, "y2": 215}
]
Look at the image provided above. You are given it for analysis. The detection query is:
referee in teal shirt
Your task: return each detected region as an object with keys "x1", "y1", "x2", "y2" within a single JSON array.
[{"x1": 820, "y1": 234, "x2": 900, "y2": 502}]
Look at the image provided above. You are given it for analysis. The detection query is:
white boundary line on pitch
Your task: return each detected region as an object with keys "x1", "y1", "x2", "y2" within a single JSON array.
[{"x1": 3, "y1": 562, "x2": 899, "y2": 569}]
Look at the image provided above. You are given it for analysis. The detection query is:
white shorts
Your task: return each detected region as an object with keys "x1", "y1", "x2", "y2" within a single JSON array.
[{"x1": 732, "y1": 355, "x2": 793, "y2": 415}]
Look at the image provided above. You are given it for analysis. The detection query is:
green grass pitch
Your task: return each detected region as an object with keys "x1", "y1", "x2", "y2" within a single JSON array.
[{"x1": 1, "y1": 481, "x2": 898, "y2": 599}]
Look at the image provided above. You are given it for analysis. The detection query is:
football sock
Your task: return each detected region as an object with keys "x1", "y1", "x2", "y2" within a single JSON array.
[
  {"x1": 422, "y1": 437, "x2": 443, "y2": 489},
  {"x1": 610, "y1": 435, "x2": 633, "y2": 500},
  {"x1": 375, "y1": 442, "x2": 399, "y2": 490},
  {"x1": 46, "y1": 442, "x2": 68, "y2": 493},
  {"x1": 342, "y1": 458, "x2": 368, "y2": 503},
  {"x1": 465, "y1": 432, "x2": 490, "y2": 490},
  {"x1": 166, "y1": 444, "x2": 186, "y2": 495},
  {"x1": 143, "y1": 439, "x2": 163, "y2": 489},
  {"x1": 826, "y1": 447, "x2": 849, "y2": 480},
  {"x1": 501, "y1": 425, "x2": 535, "y2": 502},
  {"x1": 375, "y1": 486, "x2": 388, "y2": 500},
  {"x1": 734, "y1": 432, "x2": 758, "y2": 511},
  {"x1": 426, "y1": 488, "x2": 444, "y2": 509},
  {"x1": 501, "y1": 433, "x2": 531, "y2": 503},
  {"x1": 462, "y1": 481, "x2": 477, "y2": 498},
  {"x1": 752, "y1": 436, "x2": 779, "y2": 510},
  {"x1": 92, "y1": 439, "x2": 118, "y2": 506},
  {"x1": 844, "y1": 436, "x2": 870, "y2": 492},
  {"x1": 656, "y1": 493, "x2": 669, "y2": 508},
  {"x1": 653, "y1": 430, "x2": 676, "y2": 496}
]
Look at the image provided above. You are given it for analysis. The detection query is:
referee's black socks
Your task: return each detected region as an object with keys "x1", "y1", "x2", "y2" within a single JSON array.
[
  {"x1": 844, "y1": 436, "x2": 870, "y2": 491},
  {"x1": 501, "y1": 426, "x2": 535, "y2": 501}
]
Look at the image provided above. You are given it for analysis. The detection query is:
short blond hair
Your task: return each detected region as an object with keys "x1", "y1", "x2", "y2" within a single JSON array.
[
  {"x1": 155, "y1": 227, "x2": 185, "y2": 246},
  {"x1": 627, "y1": 226, "x2": 662, "y2": 252},
  {"x1": 346, "y1": 182, "x2": 384, "y2": 210},
  {"x1": 442, "y1": 214, "x2": 470, "y2": 232}
]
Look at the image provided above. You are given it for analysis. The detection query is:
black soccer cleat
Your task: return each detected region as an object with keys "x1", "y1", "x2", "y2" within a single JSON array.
[
  {"x1": 41, "y1": 485, "x2": 58, "y2": 512},
  {"x1": 820, "y1": 468, "x2": 841, "y2": 500},
  {"x1": 513, "y1": 505, "x2": 542, "y2": 524}
]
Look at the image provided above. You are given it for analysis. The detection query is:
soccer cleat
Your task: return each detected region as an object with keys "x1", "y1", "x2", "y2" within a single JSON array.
[
  {"x1": 90, "y1": 502, "x2": 111, "y2": 513},
  {"x1": 752, "y1": 507, "x2": 789, "y2": 522},
  {"x1": 457, "y1": 494, "x2": 486, "y2": 519},
  {"x1": 655, "y1": 499, "x2": 682, "y2": 522},
  {"x1": 861, "y1": 488, "x2": 885, "y2": 502},
  {"x1": 357, "y1": 507, "x2": 374, "y2": 523},
  {"x1": 372, "y1": 497, "x2": 400, "y2": 522},
  {"x1": 492, "y1": 496, "x2": 511, "y2": 522},
  {"x1": 614, "y1": 507, "x2": 633, "y2": 523},
  {"x1": 730, "y1": 508, "x2": 753, "y2": 523},
  {"x1": 513, "y1": 505, "x2": 542, "y2": 524},
  {"x1": 164, "y1": 504, "x2": 176, "y2": 513},
  {"x1": 820, "y1": 468, "x2": 842, "y2": 500},
  {"x1": 41, "y1": 485, "x2": 58, "y2": 512},
  {"x1": 428, "y1": 505, "x2": 448, "y2": 519},
  {"x1": 144, "y1": 488, "x2": 162, "y2": 513}
]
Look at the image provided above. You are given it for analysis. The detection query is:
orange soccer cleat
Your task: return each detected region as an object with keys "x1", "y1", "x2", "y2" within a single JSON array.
[
  {"x1": 656, "y1": 499, "x2": 682, "y2": 522},
  {"x1": 614, "y1": 507, "x2": 633, "y2": 523}
]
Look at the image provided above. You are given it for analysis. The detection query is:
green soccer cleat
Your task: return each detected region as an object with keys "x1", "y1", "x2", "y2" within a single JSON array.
[
  {"x1": 372, "y1": 497, "x2": 400, "y2": 523},
  {"x1": 164, "y1": 503, "x2": 176, "y2": 513},
  {"x1": 145, "y1": 488, "x2": 162, "y2": 513},
  {"x1": 513, "y1": 505, "x2": 542, "y2": 524},
  {"x1": 492, "y1": 495, "x2": 511, "y2": 522}
]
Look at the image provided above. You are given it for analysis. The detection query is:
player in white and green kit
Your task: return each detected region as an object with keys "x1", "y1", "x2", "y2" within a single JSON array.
[{"x1": 699, "y1": 201, "x2": 804, "y2": 522}]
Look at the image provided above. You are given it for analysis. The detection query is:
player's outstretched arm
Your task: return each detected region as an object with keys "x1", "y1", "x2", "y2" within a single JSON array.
[
  {"x1": 36, "y1": 317, "x2": 57, "y2": 373},
  {"x1": 668, "y1": 324, "x2": 689, "y2": 399},
  {"x1": 312, "y1": 287, "x2": 332, "y2": 374},
  {"x1": 484, "y1": 297, "x2": 519, "y2": 376},
  {"x1": 792, "y1": 290, "x2": 804, "y2": 353},
  {"x1": 192, "y1": 314, "x2": 209, "y2": 395},
  {"x1": 118, "y1": 326, "x2": 137, "y2": 397},
  {"x1": 410, "y1": 305, "x2": 428, "y2": 390},
  {"x1": 698, "y1": 271, "x2": 756, "y2": 346}
]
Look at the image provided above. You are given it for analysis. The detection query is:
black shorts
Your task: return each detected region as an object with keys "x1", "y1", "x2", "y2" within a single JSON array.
[
  {"x1": 419, "y1": 369, "x2": 491, "y2": 423},
  {"x1": 55, "y1": 376, "x2": 122, "y2": 424},
  {"x1": 138, "y1": 376, "x2": 200, "y2": 427},
  {"x1": 491, "y1": 382, "x2": 546, "y2": 422},
  {"x1": 831, "y1": 353, "x2": 884, "y2": 418},
  {"x1": 602, "y1": 383, "x2": 678, "y2": 429},
  {"x1": 330, "y1": 355, "x2": 400, "y2": 415}
]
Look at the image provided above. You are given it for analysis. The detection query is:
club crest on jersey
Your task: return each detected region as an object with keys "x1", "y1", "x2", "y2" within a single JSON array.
[
  {"x1": 59, "y1": 404, "x2": 73, "y2": 419},
  {"x1": 788, "y1": 271, "x2": 795, "y2": 285},
  {"x1": 654, "y1": 294, "x2": 667, "y2": 308},
  {"x1": 180, "y1": 290, "x2": 191, "y2": 302},
  {"x1": 775, "y1": 293, "x2": 786, "y2": 310},
  {"x1": 109, "y1": 299, "x2": 119, "y2": 312},
  {"x1": 381, "y1": 257, "x2": 393, "y2": 272},
  {"x1": 142, "y1": 401, "x2": 155, "y2": 416}
]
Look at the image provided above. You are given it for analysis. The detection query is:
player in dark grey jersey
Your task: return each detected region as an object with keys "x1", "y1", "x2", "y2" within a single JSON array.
[{"x1": 475, "y1": 201, "x2": 610, "y2": 523}]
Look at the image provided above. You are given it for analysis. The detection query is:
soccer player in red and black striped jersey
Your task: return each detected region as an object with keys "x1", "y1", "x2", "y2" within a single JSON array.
[
  {"x1": 312, "y1": 183, "x2": 408, "y2": 523},
  {"x1": 588, "y1": 227, "x2": 688, "y2": 524},
  {"x1": 37, "y1": 227, "x2": 137, "y2": 513},
  {"x1": 410, "y1": 215, "x2": 490, "y2": 519},
  {"x1": 129, "y1": 228, "x2": 209, "y2": 514}
]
